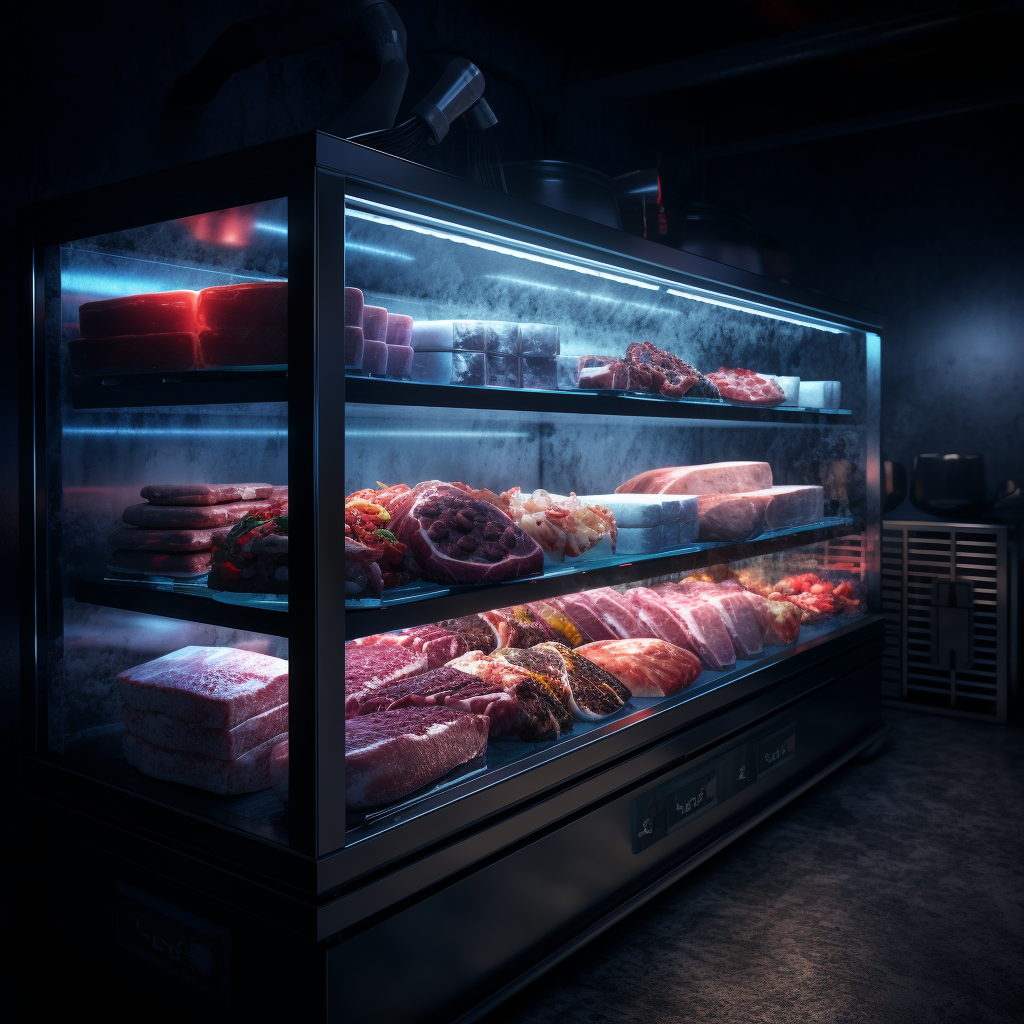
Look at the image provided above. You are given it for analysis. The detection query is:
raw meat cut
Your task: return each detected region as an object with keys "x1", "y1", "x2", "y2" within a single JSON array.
[
  {"x1": 446, "y1": 651, "x2": 573, "y2": 741},
  {"x1": 198, "y1": 328, "x2": 288, "y2": 367},
  {"x1": 347, "y1": 666, "x2": 480, "y2": 716},
  {"x1": 763, "y1": 598, "x2": 801, "y2": 645},
  {"x1": 345, "y1": 288, "x2": 364, "y2": 328},
  {"x1": 436, "y1": 615, "x2": 500, "y2": 654},
  {"x1": 481, "y1": 608, "x2": 551, "y2": 649},
  {"x1": 124, "y1": 730, "x2": 287, "y2": 795},
  {"x1": 576, "y1": 639, "x2": 701, "y2": 696},
  {"x1": 121, "y1": 702, "x2": 288, "y2": 760},
  {"x1": 107, "y1": 526, "x2": 218, "y2": 552},
  {"x1": 653, "y1": 588, "x2": 737, "y2": 671},
  {"x1": 362, "y1": 305, "x2": 388, "y2": 342},
  {"x1": 743, "y1": 486, "x2": 823, "y2": 530},
  {"x1": 622, "y1": 341, "x2": 721, "y2": 399},
  {"x1": 139, "y1": 483, "x2": 274, "y2": 506},
  {"x1": 385, "y1": 313, "x2": 414, "y2": 347},
  {"x1": 345, "y1": 326, "x2": 364, "y2": 368},
  {"x1": 122, "y1": 499, "x2": 277, "y2": 530},
  {"x1": 706, "y1": 367, "x2": 786, "y2": 406},
  {"x1": 348, "y1": 626, "x2": 468, "y2": 671},
  {"x1": 696, "y1": 492, "x2": 768, "y2": 542},
  {"x1": 269, "y1": 739, "x2": 289, "y2": 804},
  {"x1": 79, "y1": 290, "x2": 198, "y2": 337},
  {"x1": 531, "y1": 643, "x2": 632, "y2": 721},
  {"x1": 623, "y1": 587, "x2": 701, "y2": 656},
  {"x1": 491, "y1": 646, "x2": 572, "y2": 710},
  {"x1": 677, "y1": 579, "x2": 765, "y2": 659},
  {"x1": 197, "y1": 282, "x2": 287, "y2": 331},
  {"x1": 68, "y1": 333, "x2": 199, "y2": 375},
  {"x1": 555, "y1": 592, "x2": 621, "y2": 642},
  {"x1": 108, "y1": 550, "x2": 212, "y2": 577},
  {"x1": 526, "y1": 600, "x2": 586, "y2": 647},
  {"x1": 616, "y1": 462, "x2": 772, "y2": 496},
  {"x1": 578, "y1": 359, "x2": 616, "y2": 388},
  {"x1": 345, "y1": 707, "x2": 488, "y2": 810},
  {"x1": 392, "y1": 483, "x2": 543, "y2": 585},
  {"x1": 576, "y1": 587, "x2": 645, "y2": 640},
  {"x1": 344, "y1": 645, "x2": 428, "y2": 717},
  {"x1": 116, "y1": 646, "x2": 289, "y2": 729}
]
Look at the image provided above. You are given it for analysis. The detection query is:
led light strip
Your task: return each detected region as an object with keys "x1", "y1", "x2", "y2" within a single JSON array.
[
  {"x1": 485, "y1": 274, "x2": 672, "y2": 314},
  {"x1": 346, "y1": 207, "x2": 660, "y2": 291},
  {"x1": 666, "y1": 288, "x2": 844, "y2": 334},
  {"x1": 255, "y1": 221, "x2": 289, "y2": 236},
  {"x1": 345, "y1": 241, "x2": 414, "y2": 261},
  {"x1": 64, "y1": 427, "x2": 288, "y2": 438},
  {"x1": 345, "y1": 429, "x2": 531, "y2": 439}
]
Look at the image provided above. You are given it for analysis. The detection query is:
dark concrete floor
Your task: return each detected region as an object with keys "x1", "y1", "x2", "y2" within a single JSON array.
[{"x1": 2, "y1": 707, "x2": 1021, "y2": 1022}]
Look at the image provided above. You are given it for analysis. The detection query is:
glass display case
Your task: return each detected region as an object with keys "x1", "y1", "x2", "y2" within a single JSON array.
[{"x1": 19, "y1": 133, "x2": 885, "y2": 1021}]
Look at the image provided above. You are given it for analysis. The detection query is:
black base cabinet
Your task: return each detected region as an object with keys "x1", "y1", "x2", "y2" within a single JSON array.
[{"x1": 26, "y1": 619, "x2": 882, "y2": 1023}]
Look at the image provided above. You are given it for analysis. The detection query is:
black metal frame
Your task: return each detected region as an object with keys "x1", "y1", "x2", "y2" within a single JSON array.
[{"x1": 18, "y1": 130, "x2": 884, "y2": 900}]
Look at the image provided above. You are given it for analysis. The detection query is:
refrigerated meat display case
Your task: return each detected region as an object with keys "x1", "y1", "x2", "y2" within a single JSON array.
[{"x1": 18, "y1": 132, "x2": 885, "y2": 1022}]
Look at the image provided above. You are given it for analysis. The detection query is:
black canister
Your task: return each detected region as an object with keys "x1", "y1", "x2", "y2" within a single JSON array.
[{"x1": 910, "y1": 453, "x2": 991, "y2": 517}]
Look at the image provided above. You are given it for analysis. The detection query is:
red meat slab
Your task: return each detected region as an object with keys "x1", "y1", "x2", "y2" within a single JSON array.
[
  {"x1": 79, "y1": 290, "x2": 198, "y2": 337},
  {"x1": 197, "y1": 281, "x2": 287, "y2": 330},
  {"x1": 68, "y1": 333, "x2": 199, "y2": 375}
]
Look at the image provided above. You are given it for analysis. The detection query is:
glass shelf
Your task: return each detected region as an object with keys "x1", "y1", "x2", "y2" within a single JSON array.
[{"x1": 345, "y1": 516, "x2": 860, "y2": 638}]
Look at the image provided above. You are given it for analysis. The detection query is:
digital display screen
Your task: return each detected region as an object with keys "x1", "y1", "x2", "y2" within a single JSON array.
[
  {"x1": 666, "y1": 769, "x2": 718, "y2": 832},
  {"x1": 756, "y1": 722, "x2": 797, "y2": 778}
]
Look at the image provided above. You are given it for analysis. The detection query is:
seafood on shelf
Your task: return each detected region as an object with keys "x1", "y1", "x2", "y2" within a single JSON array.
[{"x1": 502, "y1": 487, "x2": 617, "y2": 562}]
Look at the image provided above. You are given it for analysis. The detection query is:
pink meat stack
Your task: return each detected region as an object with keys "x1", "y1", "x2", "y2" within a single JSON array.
[
  {"x1": 343, "y1": 286, "x2": 414, "y2": 378},
  {"x1": 69, "y1": 282, "x2": 287, "y2": 375},
  {"x1": 116, "y1": 646, "x2": 289, "y2": 796}
]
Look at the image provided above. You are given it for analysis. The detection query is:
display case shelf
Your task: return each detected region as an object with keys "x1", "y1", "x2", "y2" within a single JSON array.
[
  {"x1": 344, "y1": 517, "x2": 860, "y2": 638},
  {"x1": 344, "y1": 376, "x2": 854, "y2": 423},
  {"x1": 70, "y1": 369, "x2": 288, "y2": 410},
  {"x1": 72, "y1": 578, "x2": 288, "y2": 636}
]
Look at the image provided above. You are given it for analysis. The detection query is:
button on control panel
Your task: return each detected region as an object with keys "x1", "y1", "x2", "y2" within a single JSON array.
[{"x1": 632, "y1": 719, "x2": 798, "y2": 853}]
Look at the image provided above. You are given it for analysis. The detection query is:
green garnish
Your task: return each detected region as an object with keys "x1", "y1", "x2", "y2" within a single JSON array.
[
  {"x1": 273, "y1": 514, "x2": 289, "y2": 535},
  {"x1": 373, "y1": 528, "x2": 397, "y2": 543}
]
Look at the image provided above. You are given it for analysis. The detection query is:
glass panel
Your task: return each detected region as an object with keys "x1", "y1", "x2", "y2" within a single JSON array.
[
  {"x1": 40, "y1": 200, "x2": 290, "y2": 842},
  {"x1": 344, "y1": 539, "x2": 868, "y2": 835}
]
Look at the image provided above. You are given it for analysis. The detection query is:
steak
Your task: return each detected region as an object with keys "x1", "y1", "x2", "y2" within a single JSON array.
[
  {"x1": 107, "y1": 526, "x2": 218, "y2": 552},
  {"x1": 706, "y1": 367, "x2": 786, "y2": 406},
  {"x1": 123, "y1": 730, "x2": 287, "y2": 795},
  {"x1": 345, "y1": 707, "x2": 489, "y2": 810},
  {"x1": 532, "y1": 642, "x2": 632, "y2": 720},
  {"x1": 344, "y1": 645, "x2": 428, "y2": 717},
  {"x1": 653, "y1": 589, "x2": 737, "y2": 671},
  {"x1": 526, "y1": 600, "x2": 586, "y2": 647},
  {"x1": 677, "y1": 580, "x2": 765, "y2": 659},
  {"x1": 121, "y1": 702, "x2": 288, "y2": 760},
  {"x1": 555, "y1": 592, "x2": 621, "y2": 642},
  {"x1": 616, "y1": 462, "x2": 773, "y2": 496},
  {"x1": 623, "y1": 587, "x2": 702, "y2": 656},
  {"x1": 576, "y1": 638, "x2": 702, "y2": 696},
  {"x1": 491, "y1": 646, "x2": 572, "y2": 709},
  {"x1": 480, "y1": 608, "x2": 551, "y2": 649},
  {"x1": 580, "y1": 587, "x2": 646, "y2": 639},
  {"x1": 116, "y1": 646, "x2": 288, "y2": 729},
  {"x1": 139, "y1": 483, "x2": 274, "y2": 506},
  {"x1": 122, "y1": 499, "x2": 278, "y2": 530},
  {"x1": 349, "y1": 666, "x2": 480, "y2": 716},
  {"x1": 392, "y1": 483, "x2": 543, "y2": 585},
  {"x1": 436, "y1": 615, "x2": 500, "y2": 654},
  {"x1": 79, "y1": 290, "x2": 197, "y2": 336}
]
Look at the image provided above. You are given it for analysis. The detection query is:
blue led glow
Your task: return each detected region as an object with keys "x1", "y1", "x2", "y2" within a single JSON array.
[
  {"x1": 346, "y1": 430, "x2": 530, "y2": 439},
  {"x1": 255, "y1": 221, "x2": 289, "y2": 236},
  {"x1": 60, "y1": 268, "x2": 285, "y2": 298},
  {"x1": 484, "y1": 275, "x2": 669, "y2": 314},
  {"x1": 64, "y1": 427, "x2": 287, "y2": 438},
  {"x1": 345, "y1": 242, "x2": 414, "y2": 261}
]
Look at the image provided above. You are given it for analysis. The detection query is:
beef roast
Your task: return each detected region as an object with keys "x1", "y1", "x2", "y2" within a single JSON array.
[
  {"x1": 123, "y1": 730, "x2": 287, "y2": 795},
  {"x1": 116, "y1": 646, "x2": 289, "y2": 729},
  {"x1": 345, "y1": 707, "x2": 488, "y2": 810},
  {"x1": 391, "y1": 482, "x2": 543, "y2": 585},
  {"x1": 616, "y1": 462, "x2": 773, "y2": 496}
]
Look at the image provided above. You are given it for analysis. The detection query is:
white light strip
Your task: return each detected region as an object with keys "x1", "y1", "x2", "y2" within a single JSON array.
[
  {"x1": 666, "y1": 288, "x2": 844, "y2": 334},
  {"x1": 64, "y1": 427, "x2": 287, "y2": 438},
  {"x1": 346, "y1": 429, "x2": 531, "y2": 439},
  {"x1": 347, "y1": 207, "x2": 660, "y2": 291},
  {"x1": 485, "y1": 275, "x2": 672, "y2": 314},
  {"x1": 255, "y1": 221, "x2": 288, "y2": 236}
]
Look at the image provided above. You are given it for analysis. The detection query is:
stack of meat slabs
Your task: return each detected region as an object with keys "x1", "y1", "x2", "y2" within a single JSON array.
[
  {"x1": 615, "y1": 461, "x2": 822, "y2": 542},
  {"x1": 69, "y1": 282, "x2": 287, "y2": 376},
  {"x1": 577, "y1": 494, "x2": 698, "y2": 554},
  {"x1": 108, "y1": 482, "x2": 279, "y2": 579},
  {"x1": 116, "y1": 646, "x2": 289, "y2": 795}
]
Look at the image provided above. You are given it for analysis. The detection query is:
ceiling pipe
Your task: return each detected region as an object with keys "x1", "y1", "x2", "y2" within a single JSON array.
[{"x1": 537, "y1": 1, "x2": 1024, "y2": 114}]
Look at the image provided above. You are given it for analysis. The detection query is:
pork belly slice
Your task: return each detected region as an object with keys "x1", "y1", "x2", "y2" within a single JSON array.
[
  {"x1": 576, "y1": 638, "x2": 702, "y2": 697},
  {"x1": 616, "y1": 462, "x2": 772, "y2": 496},
  {"x1": 345, "y1": 707, "x2": 489, "y2": 810},
  {"x1": 124, "y1": 730, "x2": 287, "y2": 796},
  {"x1": 121, "y1": 702, "x2": 288, "y2": 760},
  {"x1": 139, "y1": 483, "x2": 275, "y2": 506},
  {"x1": 116, "y1": 646, "x2": 288, "y2": 729},
  {"x1": 532, "y1": 642, "x2": 632, "y2": 721},
  {"x1": 344, "y1": 645, "x2": 428, "y2": 717}
]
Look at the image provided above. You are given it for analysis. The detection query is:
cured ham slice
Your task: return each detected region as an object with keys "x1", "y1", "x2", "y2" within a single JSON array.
[
  {"x1": 139, "y1": 483, "x2": 275, "y2": 506},
  {"x1": 115, "y1": 646, "x2": 289, "y2": 730},
  {"x1": 617, "y1": 462, "x2": 772, "y2": 496},
  {"x1": 706, "y1": 367, "x2": 786, "y2": 406},
  {"x1": 79, "y1": 291, "x2": 198, "y2": 337},
  {"x1": 345, "y1": 707, "x2": 488, "y2": 810},
  {"x1": 623, "y1": 587, "x2": 701, "y2": 655},
  {"x1": 576, "y1": 639, "x2": 701, "y2": 696}
]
